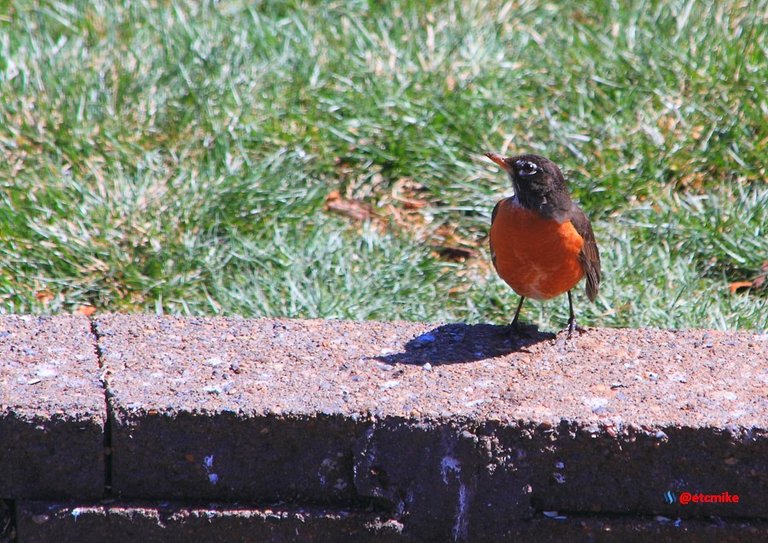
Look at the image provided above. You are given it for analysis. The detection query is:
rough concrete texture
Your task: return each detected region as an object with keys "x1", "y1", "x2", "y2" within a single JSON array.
[
  {"x1": 1, "y1": 499, "x2": 12, "y2": 543},
  {"x1": 509, "y1": 514, "x2": 768, "y2": 542},
  {"x1": 95, "y1": 315, "x2": 768, "y2": 540},
  {"x1": 16, "y1": 501, "x2": 412, "y2": 543},
  {"x1": 0, "y1": 316, "x2": 104, "y2": 499},
  {"x1": 15, "y1": 502, "x2": 768, "y2": 543},
  {"x1": 353, "y1": 419, "x2": 533, "y2": 541}
]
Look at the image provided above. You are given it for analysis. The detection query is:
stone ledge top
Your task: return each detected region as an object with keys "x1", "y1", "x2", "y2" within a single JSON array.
[
  {"x1": 96, "y1": 314, "x2": 768, "y2": 429},
  {"x1": 0, "y1": 315, "x2": 103, "y2": 418}
]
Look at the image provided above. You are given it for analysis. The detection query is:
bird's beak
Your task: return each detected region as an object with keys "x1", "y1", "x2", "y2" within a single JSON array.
[{"x1": 485, "y1": 152, "x2": 512, "y2": 172}]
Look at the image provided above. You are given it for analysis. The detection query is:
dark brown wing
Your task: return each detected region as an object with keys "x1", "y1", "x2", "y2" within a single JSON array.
[
  {"x1": 570, "y1": 206, "x2": 601, "y2": 302},
  {"x1": 489, "y1": 200, "x2": 501, "y2": 270}
]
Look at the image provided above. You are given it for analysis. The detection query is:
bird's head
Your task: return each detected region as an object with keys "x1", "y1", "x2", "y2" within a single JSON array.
[{"x1": 485, "y1": 152, "x2": 571, "y2": 214}]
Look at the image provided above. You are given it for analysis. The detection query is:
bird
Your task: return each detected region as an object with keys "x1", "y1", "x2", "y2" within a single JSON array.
[{"x1": 485, "y1": 153, "x2": 600, "y2": 337}]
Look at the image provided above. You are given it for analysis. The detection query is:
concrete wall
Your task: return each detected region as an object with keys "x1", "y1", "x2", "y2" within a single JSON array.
[{"x1": 1, "y1": 315, "x2": 767, "y2": 542}]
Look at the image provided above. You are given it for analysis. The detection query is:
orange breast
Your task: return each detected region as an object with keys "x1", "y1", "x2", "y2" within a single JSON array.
[{"x1": 490, "y1": 198, "x2": 585, "y2": 300}]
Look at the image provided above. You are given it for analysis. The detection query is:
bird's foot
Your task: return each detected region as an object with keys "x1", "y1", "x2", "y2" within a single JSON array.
[{"x1": 565, "y1": 319, "x2": 586, "y2": 339}]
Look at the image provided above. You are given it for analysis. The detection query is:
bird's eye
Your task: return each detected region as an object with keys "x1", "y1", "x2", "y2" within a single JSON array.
[{"x1": 516, "y1": 161, "x2": 539, "y2": 177}]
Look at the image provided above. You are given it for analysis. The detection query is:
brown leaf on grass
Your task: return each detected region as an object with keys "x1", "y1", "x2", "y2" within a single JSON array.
[
  {"x1": 447, "y1": 285, "x2": 468, "y2": 296},
  {"x1": 327, "y1": 177, "x2": 491, "y2": 268},
  {"x1": 729, "y1": 262, "x2": 768, "y2": 294},
  {"x1": 399, "y1": 197, "x2": 428, "y2": 210},
  {"x1": 35, "y1": 290, "x2": 54, "y2": 304},
  {"x1": 385, "y1": 202, "x2": 481, "y2": 263},
  {"x1": 383, "y1": 203, "x2": 427, "y2": 232},
  {"x1": 676, "y1": 172, "x2": 707, "y2": 191},
  {"x1": 729, "y1": 281, "x2": 754, "y2": 295},
  {"x1": 690, "y1": 125, "x2": 704, "y2": 140},
  {"x1": 429, "y1": 224, "x2": 481, "y2": 262},
  {"x1": 324, "y1": 190, "x2": 375, "y2": 222},
  {"x1": 75, "y1": 305, "x2": 97, "y2": 317},
  {"x1": 752, "y1": 261, "x2": 768, "y2": 289},
  {"x1": 433, "y1": 224, "x2": 461, "y2": 242},
  {"x1": 388, "y1": 177, "x2": 430, "y2": 210},
  {"x1": 657, "y1": 114, "x2": 677, "y2": 134},
  {"x1": 434, "y1": 246, "x2": 478, "y2": 262}
]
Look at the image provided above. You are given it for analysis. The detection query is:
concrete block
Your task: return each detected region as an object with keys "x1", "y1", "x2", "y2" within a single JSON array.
[
  {"x1": 95, "y1": 315, "x2": 768, "y2": 537},
  {"x1": 0, "y1": 316, "x2": 104, "y2": 499},
  {"x1": 16, "y1": 501, "x2": 412, "y2": 543}
]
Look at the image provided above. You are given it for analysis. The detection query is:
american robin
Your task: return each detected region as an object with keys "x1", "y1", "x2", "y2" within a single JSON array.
[{"x1": 485, "y1": 153, "x2": 601, "y2": 336}]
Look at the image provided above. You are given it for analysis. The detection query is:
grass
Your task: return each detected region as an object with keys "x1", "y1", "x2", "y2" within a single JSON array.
[{"x1": 0, "y1": 0, "x2": 766, "y2": 331}]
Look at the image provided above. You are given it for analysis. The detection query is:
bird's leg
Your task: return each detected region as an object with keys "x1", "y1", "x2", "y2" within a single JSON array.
[
  {"x1": 509, "y1": 296, "x2": 526, "y2": 335},
  {"x1": 566, "y1": 290, "x2": 582, "y2": 338}
]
